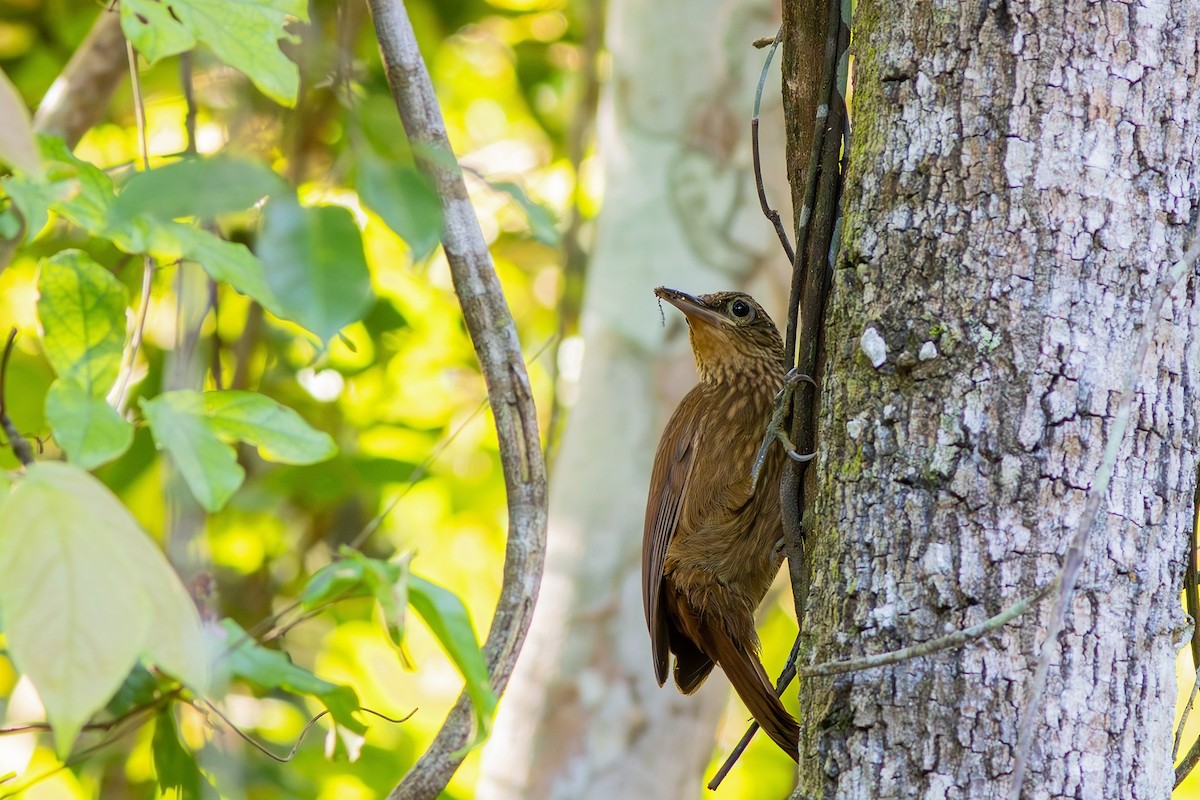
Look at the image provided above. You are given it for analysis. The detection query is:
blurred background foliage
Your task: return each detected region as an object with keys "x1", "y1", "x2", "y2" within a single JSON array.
[
  {"x1": 3, "y1": 1, "x2": 1194, "y2": 799},
  {"x1": 0, "y1": 0, "x2": 595, "y2": 796}
]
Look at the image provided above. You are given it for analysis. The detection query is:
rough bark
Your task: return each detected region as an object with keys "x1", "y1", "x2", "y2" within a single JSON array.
[
  {"x1": 476, "y1": 0, "x2": 795, "y2": 797},
  {"x1": 792, "y1": 2, "x2": 1200, "y2": 799}
]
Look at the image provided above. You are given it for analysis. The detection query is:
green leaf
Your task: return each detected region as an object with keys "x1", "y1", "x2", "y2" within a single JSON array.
[
  {"x1": 110, "y1": 156, "x2": 288, "y2": 224},
  {"x1": 45, "y1": 379, "x2": 134, "y2": 469},
  {"x1": 258, "y1": 197, "x2": 374, "y2": 342},
  {"x1": 0, "y1": 462, "x2": 207, "y2": 755},
  {"x1": 141, "y1": 390, "x2": 334, "y2": 511},
  {"x1": 152, "y1": 708, "x2": 204, "y2": 799},
  {"x1": 166, "y1": 222, "x2": 284, "y2": 317},
  {"x1": 120, "y1": 0, "x2": 198, "y2": 61},
  {"x1": 217, "y1": 619, "x2": 366, "y2": 735},
  {"x1": 356, "y1": 156, "x2": 443, "y2": 261},
  {"x1": 121, "y1": 0, "x2": 308, "y2": 106},
  {"x1": 489, "y1": 181, "x2": 560, "y2": 245},
  {"x1": 409, "y1": 575, "x2": 496, "y2": 747},
  {"x1": 36, "y1": 250, "x2": 128, "y2": 397},
  {"x1": 202, "y1": 390, "x2": 337, "y2": 464},
  {"x1": 300, "y1": 550, "x2": 412, "y2": 657},
  {"x1": 141, "y1": 392, "x2": 244, "y2": 513},
  {"x1": 0, "y1": 67, "x2": 43, "y2": 178},
  {"x1": 301, "y1": 558, "x2": 380, "y2": 609}
]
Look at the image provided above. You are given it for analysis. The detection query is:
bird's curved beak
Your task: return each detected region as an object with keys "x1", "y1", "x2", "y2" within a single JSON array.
[{"x1": 654, "y1": 287, "x2": 726, "y2": 328}]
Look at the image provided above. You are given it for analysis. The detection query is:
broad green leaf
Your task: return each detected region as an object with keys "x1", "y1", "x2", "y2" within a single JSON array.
[
  {"x1": 490, "y1": 181, "x2": 560, "y2": 246},
  {"x1": 141, "y1": 392, "x2": 244, "y2": 513},
  {"x1": 258, "y1": 198, "x2": 374, "y2": 342},
  {"x1": 0, "y1": 462, "x2": 207, "y2": 755},
  {"x1": 111, "y1": 156, "x2": 288, "y2": 224},
  {"x1": 356, "y1": 155, "x2": 443, "y2": 261},
  {"x1": 121, "y1": 0, "x2": 308, "y2": 106},
  {"x1": 105, "y1": 666, "x2": 160, "y2": 718},
  {"x1": 45, "y1": 379, "x2": 134, "y2": 469},
  {"x1": 152, "y1": 708, "x2": 203, "y2": 799},
  {"x1": 165, "y1": 222, "x2": 284, "y2": 318},
  {"x1": 217, "y1": 619, "x2": 367, "y2": 736},
  {"x1": 202, "y1": 390, "x2": 336, "y2": 463},
  {"x1": 38, "y1": 137, "x2": 116, "y2": 235},
  {"x1": 0, "y1": 67, "x2": 42, "y2": 178},
  {"x1": 301, "y1": 550, "x2": 412, "y2": 657},
  {"x1": 120, "y1": 0, "x2": 197, "y2": 60},
  {"x1": 409, "y1": 575, "x2": 496, "y2": 747},
  {"x1": 36, "y1": 250, "x2": 128, "y2": 397}
]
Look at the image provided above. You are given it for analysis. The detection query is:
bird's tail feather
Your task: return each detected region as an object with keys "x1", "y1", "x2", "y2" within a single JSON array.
[{"x1": 702, "y1": 624, "x2": 798, "y2": 761}]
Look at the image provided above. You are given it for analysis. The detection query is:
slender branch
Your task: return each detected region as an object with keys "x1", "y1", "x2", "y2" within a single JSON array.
[
  {"x1": 1008, "y1": 235, "x2": 1200, "y2": 799},
  {"x1": 1178, "y1": 734, "x2": 1200, "y2": 789},
  {"x1": 0, "y1": 330, "x2": 33, "y2": 466},
  {"x1": 201, "y1": 702, "x2": 416, "y2": 763},
  {"x1": 1175, "y1": 677, "x2": 1200, "y2": 761},
  {"x1": 753, "y1": 27, "x2": 794, "y2": 265},
  {"x1": 31, "y1": 6, "x2": 127, "y2": 148},
  {"x1": 800, "y1": 583, "x2": 1054, "y2": 678},
  {"x1": 366, "y1": 3, "x2": 549, "y2": 798},
  {"x1": 114, "y1": 44, "x2": 155, "y2": 414}
]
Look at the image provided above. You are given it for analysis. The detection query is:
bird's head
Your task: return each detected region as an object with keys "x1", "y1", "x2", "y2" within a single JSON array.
[{"x1": 654, "y1": 287, "x2": 785, "y2": 383}]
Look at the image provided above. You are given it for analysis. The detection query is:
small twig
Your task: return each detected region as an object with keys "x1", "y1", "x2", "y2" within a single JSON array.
[
  {"x1": 801, "y1": 582, "x2": 1054, "y2": 678},
  {"x1": 0, "y1": 329, "x2": 34, "y2": 466},
  {"x1": 708, "y1": 582, "x2": 1054, "y2": 788},
  {"x1": 1009, "y1": 235, "x2": 1200, "y2": 800},
  {"x1": 708, "y1": 634, "x2": 802, "y2": 789},
  {"x1": 202, "y1": 701, "x2": 415, "y2": 763},
  {"x1": 752, "y1": 26, "x2": 793, "y2": 265},
  {"x1": 1175, "y1": 677, "x2": 1200, "y2": 761},
  {"x1": 367, "y1": 2, "x2": 549, "y2": 797},
  {"x1": 114, "y1": 44, "x2": 155, "y2": 414},
  {"x1": 1178, "y1": 735, "x2": 1200, "y2": 788},
  {"x1": 752, "y1": 36, "x2": 776, "y2": 49}
]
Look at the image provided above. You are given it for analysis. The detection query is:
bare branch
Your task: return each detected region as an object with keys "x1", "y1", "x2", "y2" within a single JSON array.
[
  {"x1": 1009, "y1": 235, "x2": 1200, "y2": 799},
  {"x1": 365, "y1": 2, "x2": 549, "y2": 798},
  {"x1": 0, "y1": 329, "x2": 34, "y2": 467},
  {"x1": 31, "y1": 7, "x2": 127, "y2": 148}
]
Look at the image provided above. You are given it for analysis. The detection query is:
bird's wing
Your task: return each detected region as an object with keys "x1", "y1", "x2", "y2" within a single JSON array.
[{"x1": 642, "y1": 393, "x2": 704, "y2": 687}]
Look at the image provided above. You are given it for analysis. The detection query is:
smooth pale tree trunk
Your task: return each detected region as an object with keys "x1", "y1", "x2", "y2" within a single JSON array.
[
  {"x1": 791, "y1": 1, "x2": 1200, "y2": 798},
  {"x1": 477, "y1": 1, "x2": 793, "y2": 798}
]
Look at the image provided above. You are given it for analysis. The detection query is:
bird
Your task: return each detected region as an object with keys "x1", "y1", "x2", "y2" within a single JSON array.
[{"x1": 642, "y1": 286, "x2": 800, "y2": 760}]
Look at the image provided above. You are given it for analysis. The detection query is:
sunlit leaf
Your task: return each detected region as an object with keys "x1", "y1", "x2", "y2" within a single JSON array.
[
  {"x1": 120, "y1": 0, "x2": 198, "y2": 61},
  {"x1": 409, "y1": 575, "x2": 496, "y2": 747},
  {"x1": 202, "y1": 390, "x2": 337, "y2": 464},
  {"x1": 36, "y1": 250, "x2": 128, "y2": 397},
  {"x1": 165, "y1": 222, "x2": 284, "y2": 318},
  {"x1": 0, "y1": 67, "x2": 42, "y2": 178},
  {"x1": 111, "y1": 156, "x2": 288, "y2": 224},
  {"x1": 301, "y1": 550, "x2": 412, "y2": 658},
  {"x1": 258, "y1": 197, "x2": 374, "y2": 343},
  {"x1": 141, "y1": 392, "x2": 245, "y2": 513},
  {"x1": 217, "y1": 619, "x2": 367, "y2": 736},
  {"x1": 301, "y1": 558, "x2": 380, "y2": 609},
  {"x1": 45, "y1": 379, "x2": 134, "y2": 469},
  {"x1": 0, "y1": 462, "x2": 207, "y2": 755},
  {"x1": 121, "y1": 0, "x2": 308, "y2": 106},
  {"x1": 356, "y1": 155, "x2": 443, "y2": 261},
  {"x1": 489, "y1": 180, "x2": 560, "y2": 245},
  {"x1": 152, "y1": 708, "x2": 204, "y2": 799}
]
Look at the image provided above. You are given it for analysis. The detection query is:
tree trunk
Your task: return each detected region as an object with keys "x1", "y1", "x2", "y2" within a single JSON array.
[
  {"x1": 791, "y1": 2, "x2": 1200, "y2": 799},
  {"x1": 477, "y1": 0, "x2": 795, "y2": 797}
]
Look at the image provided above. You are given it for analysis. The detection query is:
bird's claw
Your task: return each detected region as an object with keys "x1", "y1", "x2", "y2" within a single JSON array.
[{"x1": 775, "y1": 429, "x2": 815, "y2": 463}]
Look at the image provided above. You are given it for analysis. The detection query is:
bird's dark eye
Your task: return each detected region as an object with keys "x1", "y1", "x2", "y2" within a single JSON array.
[{"x1": 729, "y1": 298, "x2": 753, "y2": 320}]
